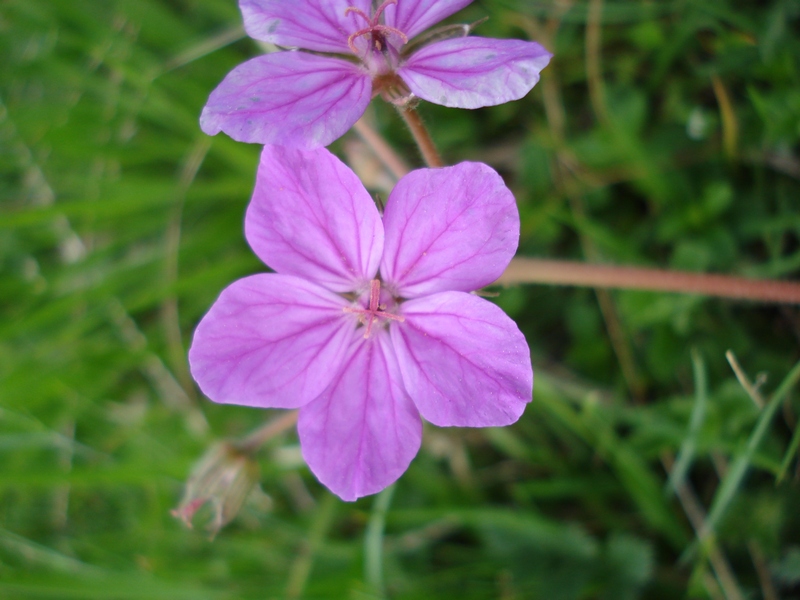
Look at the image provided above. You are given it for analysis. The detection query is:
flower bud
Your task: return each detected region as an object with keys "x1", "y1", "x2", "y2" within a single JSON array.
[{"x1": 172, "y1": 441, "x2": 260, "y2": 537}]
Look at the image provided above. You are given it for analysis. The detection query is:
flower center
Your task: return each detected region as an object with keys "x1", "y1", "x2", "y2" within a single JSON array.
[
  {"x1": 343, "y1": 279, "x2": 404, "y2": 339},
  {"x1": 344, "y1": 0, "x2": 408, "y2": 55}
]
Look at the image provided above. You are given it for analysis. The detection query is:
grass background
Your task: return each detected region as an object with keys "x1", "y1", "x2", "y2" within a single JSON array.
[{"x1": 2, "y1": 0, "x2": 800, "y2": 598}]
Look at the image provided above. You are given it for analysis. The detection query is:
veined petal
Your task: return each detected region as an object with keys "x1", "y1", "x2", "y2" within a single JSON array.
[
  {"x1": 381, "y1": 162, "x2": 519, "y2": 297},
  {"x1": 383, "y1": 0, "x2": 473, "y2": 41},
  {"x1": 188, "y1": 274, "x2": 352, "y2": 409},
  {"x1": 399, "y1": 37, "x2": 552, "y2": 108},
  {"x1": 200, "y1": 52, "x2": 371, "y2": 147},
  {"x1": 240, "y1": 0, "x2": 371, "y2": 54},
  {"x1": 299, "y1": 332, "x2": 422, "y2": 501},
  {"x1": 392, "y1": 292, "x2": 532, "y2": 427},
  {"x1": 246, "y1": 146, "x2": 384, "y2": 293}
]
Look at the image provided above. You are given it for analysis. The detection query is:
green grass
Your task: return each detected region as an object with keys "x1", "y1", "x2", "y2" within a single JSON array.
[{"x1": 2, "y1": 0, "x2": 800, "y2": 597}]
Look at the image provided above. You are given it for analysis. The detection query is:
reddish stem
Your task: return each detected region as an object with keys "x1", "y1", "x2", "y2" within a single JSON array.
[
  {"x1": 397, "y1": 106, "x2": 444, "y2": 168},
  {"x1": 352, "y1": 117, "x2": 410, "y2": 181},
  {"x1": 498, "y1": 258, "x2": 800, "y2": 304},
  {"x1": 238, "y1": 410, "x2": 299, "y2": 453}
]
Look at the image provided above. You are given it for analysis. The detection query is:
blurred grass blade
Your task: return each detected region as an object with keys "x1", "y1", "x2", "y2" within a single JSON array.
[
  {"x1": 0, "y1": 528, "x2": 105, "y2": 577},
  {"x1": 701, "y1": 359, "x2": 800, "y2": 541},
  {"x1": 666, "y1": 349, "x2": 708, "y2": 496},
  {"x1": 778, "y1": 422, "x2": 800, "y2": 483},
  {"x1": 364, "y1": 483, "x2": 396, "y2": 597},
  {"x1": 159, "y1": 24, "x2": 246, "y2": 76},
  {"x1": 776, "y1": 356, "x2": 800, "y2": 482},
  {"x1": 285, "y1": 493, "x2": 337, "y2": 599}
]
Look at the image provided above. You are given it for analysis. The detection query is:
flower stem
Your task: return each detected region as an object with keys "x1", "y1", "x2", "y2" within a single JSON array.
[
  {"x1": 238, "y1": 410, "x2": 299, "y2": 454},
  {"x1": 498, "y1": 258, "x2": 800, "y2": 304},
  {"x1": 397, "y1": 105, "x2": 444, "y2": 167},
  {"x1": 353, "y1": 116, "x2": 409, "y2": 181}
]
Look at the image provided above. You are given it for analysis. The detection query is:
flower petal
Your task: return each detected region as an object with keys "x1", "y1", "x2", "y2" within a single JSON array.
[
  {"x1": 200, "y1": 52, "x2": 371, "y2": 147},
  {"x1": 399, "y1": 37, "x2": 552, "y2": 108},
  {"x1": 299, "y1": 332, "x2": 422, "y2": 501},
  {"x1": 246, "y1": 146, "x2": 384, "y2": 293},
  {"x1": 188, "y1": 274, "x2": 352, "y2": 409},
  {"x1": 380, "y1": 162, "x2": 519, "y2": 297},
  {"x1": 383, "y1": 0, "x2": 473, "y2": 40},
  {"x1": 240, "y1": 0, "x2": 372, "y2": 54},
  {"x1": 392, "y1": 291, "x2": 532, "y2": 427}
]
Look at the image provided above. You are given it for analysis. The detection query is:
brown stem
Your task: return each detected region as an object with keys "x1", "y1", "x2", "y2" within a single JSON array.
[
  {"x1": 586, "y1": 0, "x2": 610, "y2": 126},
  {"x1": 238, "y1": 410, "x2": 299, "y2": 453},
  {"x1": 661, "y1": 453, "x2": 745, "y2": 600},
  {"x1": 499, "y1": 258, "x2": 800, "y2": 304},
  {"x1": 397, "y1": 106, "x2": 444, "y2": 167},
  {"x1": 352, "y1": 116, "x2": 410, "y2": 180},
  {"x1": 725, "y1": 351, "x2": 766, "y2": 409},
  {"x1": 711, "y1": 74, "x2": 739, "y2": 160},
  {"x1": 748, "y1": 540, "x2": 779, "y2": 600}
]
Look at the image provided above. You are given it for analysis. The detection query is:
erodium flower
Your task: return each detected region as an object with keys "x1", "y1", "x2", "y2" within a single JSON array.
[
  {"x1": 200, "y1": 0, "x2": 552, "y2": 147},
  {"x1": 188, "y1": 146, "x2": 533, "y2": 501}
]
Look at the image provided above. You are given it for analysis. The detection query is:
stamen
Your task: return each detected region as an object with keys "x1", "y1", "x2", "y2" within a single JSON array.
[
  {"x1": 347, "y1": 27, "x2": 374, "y2": 53},
  {"x1": 373, "y1": 25, "x2": 408, "y2": 43},
  {"x1": 347, "y1": 24, "x2": 408, "y2": 54},
  {"x1": 381, "y1": 312, "x2": 405, "y2": 323},
  {"x1": 372, "y1": 0, "x2": 398, "y2": 22},
  {"x1": 344, "y1": 6, "x2": 372, "y2": 25},
  {"x1": 364, "y1": 310, "x2": 376, "y2": 338}
]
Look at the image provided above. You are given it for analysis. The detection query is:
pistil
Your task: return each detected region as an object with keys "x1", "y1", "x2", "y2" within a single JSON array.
[
  {"x1": 343, "y1": 279, "x2": 404, "y2": 339},
  {"x1": 345, "y1": 0, "x2": 408, "y2": 55}
]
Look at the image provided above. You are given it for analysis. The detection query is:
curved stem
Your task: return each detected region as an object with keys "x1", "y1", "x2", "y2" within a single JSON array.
[
  {"x1": 238, "y1": 410, "x2": 299, "y2": 453},
  {"x1": 353, "y1": 117, "x2": 410, "y2": 180},
  {"x1": 498, "y1": 258, "x2": 800, "y2": 304},
  {"x1": 397, "y1": 105, "x2": 444, "y2": 167}
]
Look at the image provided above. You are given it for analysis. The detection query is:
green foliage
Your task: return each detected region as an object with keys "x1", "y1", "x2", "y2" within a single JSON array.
[{"x1": 2, "y1": 0, "x2": 800, "y2": 598}]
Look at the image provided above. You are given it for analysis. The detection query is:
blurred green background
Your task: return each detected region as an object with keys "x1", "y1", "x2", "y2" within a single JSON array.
[{"x1": 2, "y1": 0, "x2": 800, "y2": 598}]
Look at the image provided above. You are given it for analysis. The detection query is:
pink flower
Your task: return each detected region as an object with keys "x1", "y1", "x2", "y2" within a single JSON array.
[
  {"x1": 200, "y1": 0, "x2": 552, "y2": 147},
  {"x1": 188, "y1": 147, "x2": 533, "y2": 500}
]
